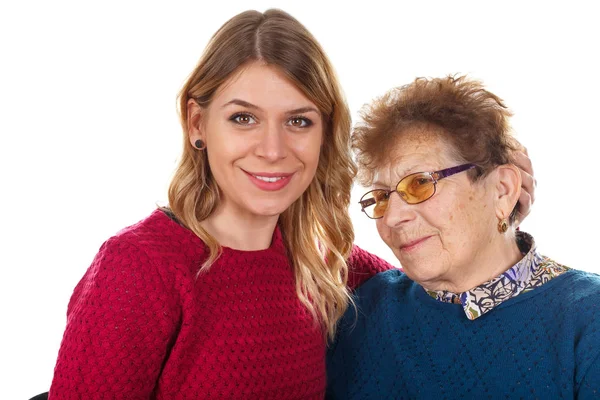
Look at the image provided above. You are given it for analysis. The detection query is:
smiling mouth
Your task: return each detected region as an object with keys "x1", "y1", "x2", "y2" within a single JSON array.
[
  {"x1": 399, "y1": 236, "x2": 433, "y2": 251},
  {"x1": 243, "y1": 169, "x2": 294, "y2": 191},
  {"x1": 252, "y1": 175, "x2": 286, "y2": 182}
]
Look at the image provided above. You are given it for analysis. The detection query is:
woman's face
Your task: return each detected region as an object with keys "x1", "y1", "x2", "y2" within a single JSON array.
[
  {"x1": 374, "y1": 130, "x2": 497, "y2": 290},
  {"x1": 189, "y1": 62, "x2": 323, "y2": 222}
]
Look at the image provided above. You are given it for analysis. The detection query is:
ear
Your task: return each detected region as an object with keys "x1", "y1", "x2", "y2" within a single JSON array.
[
  {"x1": 493, "y1": 164, "x2": 522, "y2": 220},
  {"x1": 187, "y1": 98, "x2": 205, "y2": 146}
]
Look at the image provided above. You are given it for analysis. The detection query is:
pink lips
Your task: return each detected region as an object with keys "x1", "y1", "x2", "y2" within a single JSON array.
[
  {"x1": 243, "y1": 170, "x2": 294, "y2": 191},
  {"x1": 399, "y1": 236, "x2": 432, "y2": 252}
]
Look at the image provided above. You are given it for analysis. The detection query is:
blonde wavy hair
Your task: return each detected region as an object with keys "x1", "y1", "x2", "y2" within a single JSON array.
[{"x1": 167, "y1": 9, "x2": 356, "y2": 339}]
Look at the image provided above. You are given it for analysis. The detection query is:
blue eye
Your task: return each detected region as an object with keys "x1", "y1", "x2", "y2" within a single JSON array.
[
  {"x1": 229, "y1": 112, "x2": 257, "y2": 125},
  {"x1": 287, "y1": 116, "x2": 313, "y2": 128}
]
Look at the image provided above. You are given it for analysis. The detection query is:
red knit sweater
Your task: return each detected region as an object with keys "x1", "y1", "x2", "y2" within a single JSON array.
[{"x1": 49, "y1": 209, "x2": 393, "y2": 399}]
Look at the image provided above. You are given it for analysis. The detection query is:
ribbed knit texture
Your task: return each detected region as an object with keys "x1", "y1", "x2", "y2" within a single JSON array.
[
  {"x1": 327, "y1": 269, "x2": 600, "y2": 399},
  {"x1": 49, "y1": 209, "x2": 393, "y2": 399}
]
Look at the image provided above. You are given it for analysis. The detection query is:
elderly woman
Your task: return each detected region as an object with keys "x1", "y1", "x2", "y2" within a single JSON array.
[{"x1": 326, "y1": 76, "x2": 600, "y2": 399}]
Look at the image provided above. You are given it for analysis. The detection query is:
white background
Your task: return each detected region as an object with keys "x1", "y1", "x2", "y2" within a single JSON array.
[{"x1": 1, "y1": 1, "x2": 598, "y2": 397}]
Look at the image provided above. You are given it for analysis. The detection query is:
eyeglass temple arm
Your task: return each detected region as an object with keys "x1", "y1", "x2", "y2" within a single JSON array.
[
  {"x1": 359, "y1": 197, "x2": 376, "y2": 210},
  {"x1": 434, "y1": 163, "x2": 477, "y2": 181}
]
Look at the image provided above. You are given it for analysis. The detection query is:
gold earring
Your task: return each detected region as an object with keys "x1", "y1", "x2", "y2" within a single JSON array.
[{"x1": 497, "y1": 218, "x2": 508, "y2": 233}]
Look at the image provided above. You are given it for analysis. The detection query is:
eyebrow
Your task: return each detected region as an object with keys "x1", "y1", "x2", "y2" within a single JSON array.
[
  {"x1": 222, "y1": 99, "x2": 319, "y2": 115},
  {"x1": 222, "y1": 99, "x2": 260, "y2": 110},
  {"x1": 372, "y1": 165, "x2": 421, "y2": 187},
  {"x1": 286, "y1": 106, "x2": 320, "y2": 115}
]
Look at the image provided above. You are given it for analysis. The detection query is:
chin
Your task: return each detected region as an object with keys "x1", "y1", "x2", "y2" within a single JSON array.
[
  {"x1": 405, "y1": 269, "x2": 443, "y2": 287},
  {"x1": 249, "y1": 201, "x2": 291, "y2": 218},
  {"x1": 398, "y1": 258, "x2": 443, "y2": 286}
]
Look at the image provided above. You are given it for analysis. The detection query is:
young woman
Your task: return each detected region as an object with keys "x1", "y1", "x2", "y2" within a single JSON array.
[{"x1": 48, "y1": 9, "x2": 391, "y2": 399}]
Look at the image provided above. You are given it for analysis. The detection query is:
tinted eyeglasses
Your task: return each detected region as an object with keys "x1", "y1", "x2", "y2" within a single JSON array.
[{"x1": 359, "y1": 163, "x2": 477, "y2": 219}]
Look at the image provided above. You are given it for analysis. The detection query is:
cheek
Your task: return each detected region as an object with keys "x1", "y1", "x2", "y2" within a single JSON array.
[
  {"x1": 425, "y1": 193, "x2": 469, "y2": 239},
  {"x1": 437, "y1": 194, "x2": 489, "y2": 247},
  {"x1": 288, "y1": 132, "x2": 322, "y2": 165},
  {"x1": 207, "y1": 133, "x2": 254, "y2": 171},
  {"x1": 376, "y1": 221, "x2": 392, "y2": 245},
  {"x1": 206, "y1": 145, "x2": 236, "y2": 174},
  {"x1": 206, "y1": 118, "x2": 252, "y2": 154}
]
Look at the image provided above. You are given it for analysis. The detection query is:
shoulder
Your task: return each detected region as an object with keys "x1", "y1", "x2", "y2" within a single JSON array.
[
  {"x1": 329, "y1": 269, "x2": 409, "y2": 354},
  {"x1": 347, "y1": 245, "x2": 398, "y2": 290},
  {"x1": 559, "y1": 270, "x2": 600, "y2": 387},
  {"x1": 352, "y1": 269, "x2": 410, "y2": 304},
  {"x1": 561, "y1": 270, "x2": 600, "y2": 328},
  {"x1": 540, "y1": 268, "x2": 600, "y2": 382},
  {"x1": 347, "y1": 269, "x2": 413, "y2": 331},
  {"x1": 116, "y1": 209, "x2": 202, "y2": 248},
  {"x1": 339, "y1": 269, "x2": 409, "y2": 330},
  {"x1": 551, "y1": 268, "x2": 600, "y2": 302},
  {"x1": 82, "y1": 210, "x2": 206, "y2": 288},
  {"x1": 526, "y1": 267, "x2": 600, "y2": 327},
  {"x1": 66, "y1": 210, "x2": 207, "y2": 311},
  {"x1": 107, "y1": 209, "x2": 207, "y2": 266}
]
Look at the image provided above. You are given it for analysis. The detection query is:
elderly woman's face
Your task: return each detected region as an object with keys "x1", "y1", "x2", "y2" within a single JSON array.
[{"x1": 374, "y1": 130, "x2": 497, "y2": 290}]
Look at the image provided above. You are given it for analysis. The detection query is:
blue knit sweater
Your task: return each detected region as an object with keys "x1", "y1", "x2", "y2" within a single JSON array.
[{"x1": 327, "y1": 269, "x2": 600, "y2": 399}]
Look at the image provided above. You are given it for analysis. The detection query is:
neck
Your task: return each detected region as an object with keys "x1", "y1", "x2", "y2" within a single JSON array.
[
  {"x1": 429, "y1": 231, "x2": 523, "y2": 293},
  {"x1": 200, "y1": 205, "x2": 280, "y2": 251}
]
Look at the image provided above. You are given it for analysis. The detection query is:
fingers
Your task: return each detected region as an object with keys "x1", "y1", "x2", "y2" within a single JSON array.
[
  {"x1": 512, "y1": 148, "x2": 536, "y2": 226},
  {"x1": 515, "y1": 189, "x2": 532, "y2": 226},
  {"x1": 520, "y1": 169, "x2": 536, "y2": 205},
  {"x1": 514, "y1": 148, "x2": 537, "y2": 206},
  {"x1": 513, "y1": 149, "x2": 533, "y2": 176}
]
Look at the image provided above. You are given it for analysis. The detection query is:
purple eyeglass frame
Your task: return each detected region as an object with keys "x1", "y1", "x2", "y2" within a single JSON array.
[{"x1": 359, "y1": 163, "x2": 477, "y2": 219}]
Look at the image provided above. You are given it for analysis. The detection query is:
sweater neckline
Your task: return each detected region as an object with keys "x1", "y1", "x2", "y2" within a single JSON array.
[
  {"x1": 412, "y1": 269, "x2": 578, "y2": 317},
  {"x1": 153, "y1": 208, "x2": 287, "y2": 256}
]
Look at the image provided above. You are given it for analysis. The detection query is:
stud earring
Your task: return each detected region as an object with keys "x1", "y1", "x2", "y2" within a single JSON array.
[
  {"x1": 194, "y1": 139, "x2": 206, "y2": 150},
  {"x1": 497, "y1": 218, "x2": 508, "y2": 233}
]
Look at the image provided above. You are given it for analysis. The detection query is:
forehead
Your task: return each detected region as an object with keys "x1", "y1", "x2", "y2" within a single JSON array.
[
  {"x1": 211, "y1": 62, "x2": 317, "y2": 111},
  {"x1": 373, "y1": 128, "x2": 457, "y2": 184}
]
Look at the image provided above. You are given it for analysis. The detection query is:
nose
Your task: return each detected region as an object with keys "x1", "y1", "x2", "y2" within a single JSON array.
[
  {"x1": 254, "y1": 122, "x2": 288, "y2": 162},
  {"x1": 380, "y1": 191, "x2": 416, "y2": 228}
]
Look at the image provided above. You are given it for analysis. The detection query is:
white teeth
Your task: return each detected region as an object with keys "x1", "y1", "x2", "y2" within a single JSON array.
[{"x1": 253, "y1": 175, "x2": 284, "y2": 182}]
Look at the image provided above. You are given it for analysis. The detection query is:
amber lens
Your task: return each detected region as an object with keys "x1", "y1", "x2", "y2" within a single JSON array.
[
  {"x1": 397, "y1": 173, "x2": 436, "y2": 204},
  {"x1": 360, "y1": 190, "x2": 390, "y2": 219}
]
